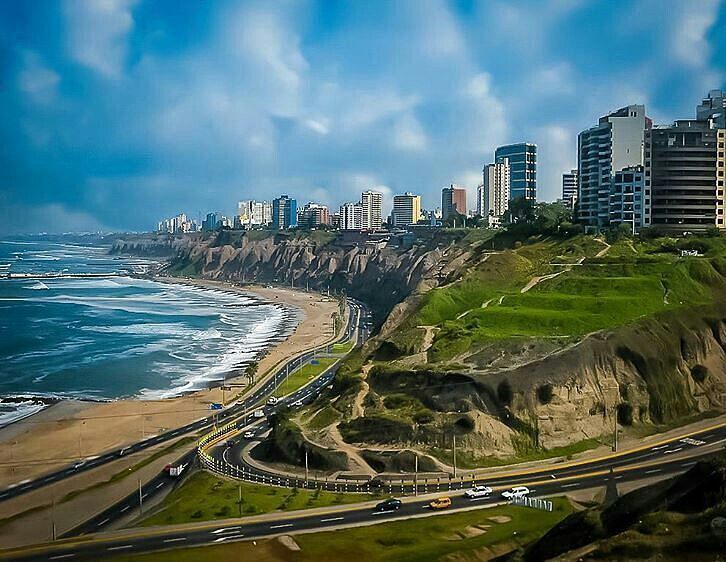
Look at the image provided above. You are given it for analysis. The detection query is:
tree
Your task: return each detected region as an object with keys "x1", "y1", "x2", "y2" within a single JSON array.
[
  {"x1": 245, "y1": 362, "x2": 258, "y2": 385},
  {"x1": 533, "y1": 202, "x2": 572, "y2": 233}
]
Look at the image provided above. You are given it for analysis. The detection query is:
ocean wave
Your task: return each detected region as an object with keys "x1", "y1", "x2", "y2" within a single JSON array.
[{"x1": 25, "y1": 281, "x2": 49, "y2": 290}]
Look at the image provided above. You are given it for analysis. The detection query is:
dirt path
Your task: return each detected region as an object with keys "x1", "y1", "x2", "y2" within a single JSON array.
[
  {"x1": 595, "y1": 238, "x2": 611, "y2": 257},
  {"x1": 520, "y1": 270, "x2": 567, "y2": 293},
  {"x1": 327, "y1": 423, "x2": 375, "y2": 476}
]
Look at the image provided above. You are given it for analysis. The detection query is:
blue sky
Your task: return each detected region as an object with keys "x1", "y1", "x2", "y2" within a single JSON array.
[{"x1": 1, "y1": 0, "x2": 724, "y2": 233}]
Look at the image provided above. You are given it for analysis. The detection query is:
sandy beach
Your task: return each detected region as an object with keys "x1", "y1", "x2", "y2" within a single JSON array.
[{"x1": 0, "y1": 279, "x2": 342, "y2": 488}]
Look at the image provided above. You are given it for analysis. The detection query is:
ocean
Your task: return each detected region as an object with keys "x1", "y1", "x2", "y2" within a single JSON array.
[{"x1": 0, "y1": 238, "x2": 296, "y2": 427}]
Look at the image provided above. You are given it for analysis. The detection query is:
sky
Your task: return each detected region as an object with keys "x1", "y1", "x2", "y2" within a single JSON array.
[{"x1": 0, "y1": 0, "x2": 725, "y2": 233}]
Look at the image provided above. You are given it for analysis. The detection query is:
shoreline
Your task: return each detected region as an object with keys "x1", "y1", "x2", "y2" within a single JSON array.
[{"x1": 0, "y1": 276, "x2": 341, "y2": 486}]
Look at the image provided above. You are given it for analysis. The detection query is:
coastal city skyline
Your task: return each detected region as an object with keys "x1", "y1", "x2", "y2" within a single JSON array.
[{"x1": 2, "y1": 0, "x2": 725, "y2": 234}]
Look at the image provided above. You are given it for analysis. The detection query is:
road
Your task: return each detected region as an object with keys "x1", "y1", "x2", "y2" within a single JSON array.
[
  {"x1": 2, "y1": 426, "x2": 725, "y2": 561},
  {"x1": 0, "y1": 296, "x2": 367, "y2": 505}
]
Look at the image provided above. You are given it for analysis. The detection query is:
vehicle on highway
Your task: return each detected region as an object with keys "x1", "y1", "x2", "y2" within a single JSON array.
[
  {"x1": 374, "y1": 498, "x2": 402, "y2": 512},
  {"x1": 292, "y1": 400, "x2": 303, "y2": 408},
  {"x1": 226, "y1": 439, "x2": 236, "y2": 447},
  {"x1": 429, "y1": 497, "x2": 452, "y2": 510},
  {"x1": 464, "y1": 485, "x2": 493, "y2": 499},
  {"x1": 118, "y1": 447, "x2": 129, "y2": 457},
  {"x1": 267, "y1": 396, "x2": 278, "y2": 405},
  {"x1": 253, "y1": 409, "x2": 265, "y2": 418},
  {"x1": 243, "y1": 430, "x2": 255, "y2": 439},
  {"x1": 163, "y1": 463, "x2": 187, "y2": 477},
  {"x1": 72, "y1": 460, "x2": 86, "y2": 470},
  {"x1": 501, "y1": 486, "x2": 530, "y2": 500}
]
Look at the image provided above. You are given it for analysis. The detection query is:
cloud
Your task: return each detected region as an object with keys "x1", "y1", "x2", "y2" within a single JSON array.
[
  {"x1": 63, "y1": 0, "x2": 137, "y2": 78},
  {"x1": 0, "y1": 199, "x2": 109, "y2": 234},
  {"x1": 534, "y1": 124, "x2": 577, "y2": 202},
  {"x1": 670, "y1": 0, "x2": 721, "y2": 68},
  {"x1": 393, "y1": 113, "x2": 428, "y2": 151},
  {"x1": 18, "y1": 51, "x2": 60, "y2": 105}
]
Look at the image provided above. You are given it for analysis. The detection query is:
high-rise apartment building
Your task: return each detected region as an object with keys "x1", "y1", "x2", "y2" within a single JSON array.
[
  {"x1": 390, "y1": 193, "x2": 421, "y2": 227},
  {"x1": 339, "y1": 202, "x2": 363, "y2": 230},
  {"x1": 479, "y1": 159, "x2": 510, "y2": 227},
  {"x1": 577, "y1": 105, "x2": 650, "y2": 227},
  {"x1": 360, "y1": 190, "x2": 383, "y2": 230},
  {"x1": 495, "y1": 143, "x2": 536, "y2": 201},
  {"x1": 272, "y1": 195, "x2": 297, "y2": 229},
  {"x1": 441, "y1": 185, "x2": 467, "y2": 220},
  {"x1": 697, "y1": 89, "x2": 726, "y2": 129},
  {"x1": 238, "y1": 200, "x2": 272, "y2": 226},
  {"x1": 609, "y1": 165, "x2": 645, "y2": 231},
  {"x1": 644, "y1": 120, "x2": 725, "y2": 232},
  {"x1": 299, "y1": 203, "x2": 330, "y2": 228},
  {"x1": 562, "y1": 169, "x2": 578, "y2": 209}
]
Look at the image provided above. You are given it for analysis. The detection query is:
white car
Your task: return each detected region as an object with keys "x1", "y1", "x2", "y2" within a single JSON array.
[
  {"x1": 501, "y1": 486, "x2": 530, "y2": 500},
  {"x1": 266, "y1": 396, "x2": 278, "y2": 405},
  {"x1": 243, "y1": 431, "x2": 255, "y2": 439},
  {"x1": 292, "y1": 400, "x2": 303, "y2": 408},
  {"x1": 464, "y1": 485, "x2": 493, "y2": 499}
]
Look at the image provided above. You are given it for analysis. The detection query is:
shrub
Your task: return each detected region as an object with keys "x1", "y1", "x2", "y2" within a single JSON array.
[
  {"x1": 691, "y1": 364, "x2": 708, "y2": 383},
  {"x1": 190, "y1": 510, "x2": 203, "y2": 519},
  {"x1": 413, "y1": 410, "x2": 434, "y2": 425},
  {"x1": 617, "y1": 403, "x2": 634, "y2": 426},
  {"x1": 497, "y1": 379, "x2": 513, "y2": 405},
  {"x1": 537, "y1": 383, "x2": 554, "y2": 404}
]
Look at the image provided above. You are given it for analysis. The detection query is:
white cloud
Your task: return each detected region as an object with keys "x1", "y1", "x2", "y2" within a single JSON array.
[
  {"x1": 530, "y1": 62, "x2": 575, "y2": 95},
  {"x1": 393, "y1": 113, "x2": 428, "y2": 151},
  {"x1": 303, "y1": 118, "x2": 329, "y2": 135},
  {"x1": 18, "y1": 51, "x2": 60, "y2": 104},
  {"x1": 671, "y1": 0, "x2": 721, "y2": 68},
  {"x1": 534, "y1": 124, "x2": 577, "y2": 202},
  {"x1": 0, "y1": 200, "x2": 108, "y2": 233},
  {"x1": 63, "y1": 0, "x2": 137, "y2": 78}
]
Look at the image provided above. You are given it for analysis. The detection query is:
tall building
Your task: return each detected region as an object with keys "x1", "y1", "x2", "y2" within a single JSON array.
[
  {"x1": 237, "y1": 200, "x2": 272, "y2": 226},
  {"x1": 202, "y1": 212, "x2": 221, "y2": 231},
  {"x1": 577, "y1": 105, "x2": 650, "y2": 228},
  {"x1": 644, "y1": 120, "x2": 725, "y2": 232},
  {"x1": 479, "y1": 159, "x2": 510, "y2": 227},
  {"x1": 441, "y1": 185, "x2": 467, "y2": 220},
  {"x1": 697, "y1": 89, "x2": 726, "y2": 129},
  {"x1": 495, "y1": 143, "x2": 536, "y2": 201},
  {"x1": 339, "y1": 202, "x2": 363, "y2": 230},
  {"x1": 299, "y1": 203, "x2": 330, "y2": 228},
  {"x1": 272, "y1": 195, "x2": 297, "y2": 229},
  {"x1": 361, "y1": 190, "x2": 383, "y2": 230},
  {"x1": 609, "y1": 165, "x2": 645, "y2": 232},
  {"x1": 390, "y1": 193, "x2": 421, "y2": 228},
  {"x1": 562, "y1": 169, "x2": 578, "y2": 210}
]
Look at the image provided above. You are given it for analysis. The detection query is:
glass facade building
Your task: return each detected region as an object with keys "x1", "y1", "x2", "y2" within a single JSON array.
[{"x1": 494, "y1": 143, "x2": 537, "y2": 202}]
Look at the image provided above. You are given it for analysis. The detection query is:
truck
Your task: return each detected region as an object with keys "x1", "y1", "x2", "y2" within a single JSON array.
[
  {"x1": 253, "y1": 409, "x2": 265, "y2": 418},
  {"x1": 163, "y1": 462, "x2": 188, "y2": 477}
]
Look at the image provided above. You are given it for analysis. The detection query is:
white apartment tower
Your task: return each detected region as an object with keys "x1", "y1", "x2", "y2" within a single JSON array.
[
  {"x1": 360, "y1": 190, "x2": 383, "y2": 230},
  {"x1": 479, "y1": 159, "x2": 510, "y2": 227},
  {"x1": 339, "y1": 202, "x2": 363, "y2": 230}
]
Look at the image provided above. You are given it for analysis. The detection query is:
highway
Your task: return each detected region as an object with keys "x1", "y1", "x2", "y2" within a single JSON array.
[
  {"x1": 2, "y1": 424, "x2": 725, "y2": 561},
  {"x1": 0, "y1": 294, "x2": 367, "y2": 505}
]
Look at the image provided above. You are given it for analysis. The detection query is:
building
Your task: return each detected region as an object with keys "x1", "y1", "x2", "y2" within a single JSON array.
[
  {"x1": 272, "y1": 195, "x2": 297, "y2": 229},
  {"x1": 644, "y1": 120, "x2": 726, "y2": 233},
  {"x1": 390, "y1": 192, "x2": 421, "y2": 227},
  {"x1": 495, "y1": 143, "x2": 536, "y2": 202},
  {"x1": 237, "y1": 200, "x2": 272, "y2": 227},
  {"x1": 361, "y1": 190, "x2": 383, "y2": 230},
  {"x1": 441, "y1": 185, "x2": 467, "y2": 220},
  {"x1": 339, "y1": 202, "x2": 363, "y2": 230},
  {"x1": 479, "y1": 159, "x2": 510, "y2": 227},
  {"x1": 577, "y1": 105, "x2": 650, "y2": 228},
  {"x1": 697, "y1": 89, "x2": 726, "y2": 129},
  {"x1": 202, "y1": 212, "x2": 220, "y2": 231},
  {"x1": 609, "y1": 165, "x2": 645, "y2": 232},
  {"x1": 299, "y1": 203, "x2": 330, "y2": 228},
  {"x1": 562, "y1": 169, "x2": 578, "y2": 210}
]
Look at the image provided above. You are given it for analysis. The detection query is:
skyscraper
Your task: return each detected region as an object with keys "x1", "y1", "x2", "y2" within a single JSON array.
[
  {"x1": 272, "y1": 195, "x2": 297, "y2": 229},
  {"x1": 479, "y1": 159, "x2": 510, "y2": 227},
  {"x1": 361, "y1": 190, "x2": 383, "y2": 230},
  {"x1": 391, "y1": 193, "x2": 421, "y2": 227},
  {"x1": 339, "y1": 202, "x2": 363, "y2": 230},
  {"x1": 696, "y1": 89, "x2": 726, "y2": 128},
  {"x1": 577, "y1": 105, "x2": 650, "y2": 228},
  {"x1": 495, "y1": 143, "x2": 536, "y2": 201},
  {"x1": 562, "y1": 169, "x2": 578, "y2": 209},
  {"x1": 299, "y1": 203, "x2": 330, "y2": 228},
  {"x1": 644, "y1": 120, "x2": 725, "y2": 232},
  {"x1": 609, "y1": 165, "x2": 645, "y2": 232},
  {"x1": 238, "y1": 200, "x2": 272, "y2": 226},
  {"x1": 441, "y1": 185, "x2": 467, "y2": 220}
]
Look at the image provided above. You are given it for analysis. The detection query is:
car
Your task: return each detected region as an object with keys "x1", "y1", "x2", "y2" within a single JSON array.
[
  {"x1": 374, "y1": 498, "x2": 402, "y2": 512},
  {"x1": 501, "y1": 486, "x2": 530, "y2": 500},
  {"x1": 118, "y1": 447, "x2": 129, "y2": 457},
  {"x1": 464, "y1": 485, "x2": 493, "y2": 499},
  {"x1": 292, "y1": 400, "x2": 303, "y2": 408},
  {"x1": 267, "y1": 396, "x2": 278, "y2": 405},
  {"x1": 225, "y1": 439, "x2": 236, "y2": 447},
  {"x1": 72, "y1": 460, "x2": 86, "y2": 470},
  {"x1": 253, "y1": 409, "x2": 265, "y2": 418},
  {"x1": 429, "y1": 497, "x2": 452, "y2": 510},
  {"x1": 243, "y1": 430, "x2": 255, "y2": 439}
]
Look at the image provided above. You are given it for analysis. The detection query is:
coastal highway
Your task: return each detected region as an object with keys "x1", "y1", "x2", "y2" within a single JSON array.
[
  {"x1": 0, "y1": 296, "x2": 369, "y2": 504},
  {"x1": 2, "y1": 427, "x2": 725, "y2": 561}
]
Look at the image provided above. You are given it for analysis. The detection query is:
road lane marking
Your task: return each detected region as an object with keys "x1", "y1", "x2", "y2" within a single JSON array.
[
  {"x1": 211, "y1": 527, "x2": 242, "y2": 535},
  {"x1": 651, "y1": 445, "x2": 668, "y2": 451},
  {"x1": 120, "y1": 505, "x2": 129, "y2": 512},
  {"x1": 163, "y1": 538, "x2": 187, "y2": 543},
  {"x1": 107, "y1": 545, "x2": 133, "y2": 551},
  {"x1": 561, "y1": 483, "x2": 579, "y2": 488},
  {"x1": 49, "y1": 554, "x2": 75, "y2": 560},
  {"x1": 97, "y1": 518, "x2": 109, "y2": 527},
  {"x1": 663, "y1": 447, "x2": 683, "y2": 454},
  {"x1": 645, "y1": 469, "x2": 661, "y2": 474},
  {"x1": 156, "y1": 482, "x2": 164, "y2": 489},
  {"x1": 320, "y1": 517, "x2": 344, "y2": 523},
  {"x1": 213, "y1": 534, "x2": 244, "y2": 543},
  {"x1": 269, "y1": 524, "x2": 293, "y2": 529}
]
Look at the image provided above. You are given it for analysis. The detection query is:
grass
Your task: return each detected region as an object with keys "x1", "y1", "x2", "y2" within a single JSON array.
[
  {"x1": 331, "y1": 341, "x2": 355, "y2": 354},
  {"x1": 139, "y1": 471, "x2": 366, "y2": 526},
  {"x1": 272, "y1": 357, "x2": 338, "y2": 398},
  {"x1": 120, "y1": 497, "x2": 573, "y2": 562}
]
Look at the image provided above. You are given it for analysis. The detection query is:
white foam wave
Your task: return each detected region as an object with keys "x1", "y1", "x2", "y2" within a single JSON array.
[{"x1": 25, "y1": 281, "x2": 49, "y2": 290}]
